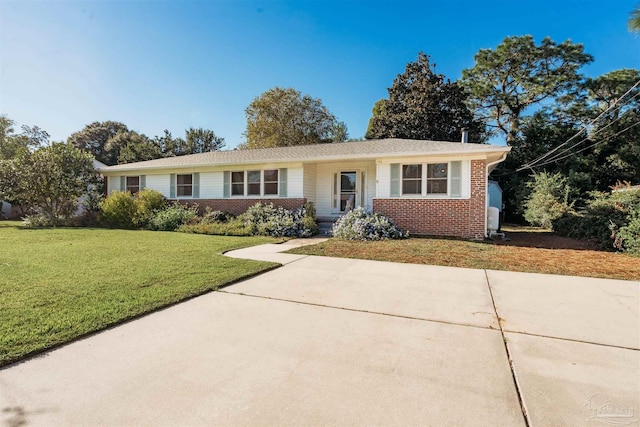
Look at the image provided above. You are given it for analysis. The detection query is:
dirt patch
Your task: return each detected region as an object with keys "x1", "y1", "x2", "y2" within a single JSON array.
[{"x1": 492, "y1": 225, "x2": 600, "y2": 250}]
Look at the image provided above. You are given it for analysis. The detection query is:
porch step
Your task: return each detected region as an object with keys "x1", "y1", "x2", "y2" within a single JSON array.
[{"x1": 316, "y1": 220, "x2": 335, "y2": 237}]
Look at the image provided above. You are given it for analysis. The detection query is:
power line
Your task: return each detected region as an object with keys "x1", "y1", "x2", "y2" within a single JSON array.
[
  {"x1": 517, "y1": 92, "x2": 640, "y2": 171},
  {"x1": 519, "y1": 78, "x2": 640, "y2": 171},
  {"x1": 529, "y1": 120, "x2": 640, "y2": 169}
]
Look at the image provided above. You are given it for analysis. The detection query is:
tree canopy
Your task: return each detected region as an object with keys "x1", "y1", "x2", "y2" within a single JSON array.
[
  {"x1": 68, "y1": 121, "x2": 129, "y2": 165},
  {"x1": 366, "y1": 53, "x2": 483, "y2": 142},
  {"x1": 492, "y1": 68, "x2": 640, "y2": 221},
  {"x1": 243, "y1": 87, "x2": 347, "y2": 149},
  {"x1": 0, "y1": 143, "x2": 101, "y2": 223},
  {"x1": 68, "y1": 121, "x2": 225, "y2": 165},
  {"x1": 461, "y1": 35, "x2": 593, "y2": 143},
  {"x1": 0, "y1": 115, "x2": 49, "y2": 160}
]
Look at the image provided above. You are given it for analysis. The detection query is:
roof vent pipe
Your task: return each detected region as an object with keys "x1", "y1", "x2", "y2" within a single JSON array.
[{"x1": 461, "y1": 128, "x2": 469, "y2": 144}]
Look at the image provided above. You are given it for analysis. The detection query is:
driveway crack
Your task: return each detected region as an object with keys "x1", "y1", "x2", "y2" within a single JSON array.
[{"x1": 485, "y1": 269, "x2": 530, "y2": 427}]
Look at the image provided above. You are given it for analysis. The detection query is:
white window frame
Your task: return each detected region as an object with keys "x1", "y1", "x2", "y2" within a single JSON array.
[
  {"x1": 400, "y1": 162, "x2": 451, "y2": 197},
  {"x1": 230, "y1": 169, "x2": 280, "y2": 197},
  {"x1": 125, "y1": 176, "x2": 140, "y2": 194},
  {"x1": 263, "y1": 169, "x2": 279, "y2": 196},
  {"x1": 400, "y1": 164, "x2": 422, "y2": 196},
  {"x1": 176, "y1": 174, "x2": 193, "y2": 197},
  {"x1": 231, "y1": 171, "x2": 245, "y2": 196}
]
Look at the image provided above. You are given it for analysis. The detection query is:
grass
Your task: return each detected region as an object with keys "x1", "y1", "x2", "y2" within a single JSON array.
[
  {"x1": 0, "y1": 221, "x2": 277, "y2": 367},
  {"x1": 288, "y1": 230, "x2": 640, "y2": 282}
]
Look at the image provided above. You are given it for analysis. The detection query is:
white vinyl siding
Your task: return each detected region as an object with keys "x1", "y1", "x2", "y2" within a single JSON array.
[
  {"x1": 303, "y1": 164, "x2": 317, "y2": 203},
  {"x1": 146, "y1": 174, "x2": 170, "y2": 197},
  {"x1": 286, "y1": 167, "x2": 303, "y2": 198},
  {"x1": 199, "y1": 172, "x2": 223, "y2": 199},
  {"x1": 107, "y1": 176, "x2": 121, "y2": 193},
  {"x1": 314, "y1": 161, "x2": 376, "y2": 217}
]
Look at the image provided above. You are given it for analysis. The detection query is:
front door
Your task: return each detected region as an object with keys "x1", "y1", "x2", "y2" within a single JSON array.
[{"x1": 332, "y1": 171, "x2": 359, "y2": 213}]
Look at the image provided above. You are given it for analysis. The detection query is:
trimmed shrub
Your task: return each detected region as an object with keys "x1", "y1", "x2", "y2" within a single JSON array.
[
  {"x1": 332, "y1": 207, "x2": 407, "y2": 240},
  {"x1": 133, "y1": 189, "x2": 166, "y2": 228},
  {"x1": 100, "y1": 191, "x2": 137, "y2": 228},
  {"x1": 178, "y1": 219, "x2": 252, "y2": 236},
  {"x1": 241, "y1": 202, "x2": 317, "y2": 238},
  {"x1": 149, "y1": 203, "x2": 198, "y2": 231}
]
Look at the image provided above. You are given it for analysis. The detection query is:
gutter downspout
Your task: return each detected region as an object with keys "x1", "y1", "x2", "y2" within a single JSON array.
[{"x1": 484, "y1": 152, "x2": 508, "y2": 238}]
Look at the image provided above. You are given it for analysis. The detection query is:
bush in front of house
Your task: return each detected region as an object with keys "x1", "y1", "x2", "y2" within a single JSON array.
[
  {"x1": 100, "y1": 191, "x2": 138, "y2": 228},
  {"x1": 133, "y1": 189, "x2": 167, "y2": 228},
  {"x1": 332, "y1": 207, "x2": 407, "y2": 241},
  {"x1": 100, "y1": 189, "x2": 167, "y2": 229},
  {"x1": 200, "y1": 207, "x2": 234, "y2": 224},
  {"x1": 241, "y1": 202, "x2": 318, "y2": 238},
  {"x1": 149, "y1": 202, "x2": 198, "y2": 231}
]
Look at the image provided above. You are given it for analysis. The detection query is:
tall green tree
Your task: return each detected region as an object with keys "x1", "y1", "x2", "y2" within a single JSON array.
[
  {"x1": 182, "y1": 127, "x2": 225, "y2": 154},
  {"x1": 495, "y1": 68, "x2": 640, "y2": 222},
  {"x1": 366, "y1": 53, "x2": 483, "y2": 142},
  {"x1": 0, "y1": 143, "x2": 101, "y2": 223},
  {"x1": 243, "y1": 87, "x2": 347, "y2": 149},
  {"x1": 68, "y1": 121, "x2": 129, "y2": 165},
  {"x1": 109, "y1": 131, "x2": 160, "y2": 164},
  {"x1": 365, "y1": 99, "x2": 387, "y2": 139},
  {"x1": 462, "y1": 36, "x2": 593, "y2": 143}
]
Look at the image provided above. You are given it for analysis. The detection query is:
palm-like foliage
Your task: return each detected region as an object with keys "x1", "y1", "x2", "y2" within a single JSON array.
[{"x1": 629, "y1": 5, "x2": 640, "y2": 32}]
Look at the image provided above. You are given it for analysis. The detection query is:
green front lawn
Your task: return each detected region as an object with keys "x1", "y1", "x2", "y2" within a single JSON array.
[{"x1": 0, "y1": 221, "x2": 276, "y2": 366}]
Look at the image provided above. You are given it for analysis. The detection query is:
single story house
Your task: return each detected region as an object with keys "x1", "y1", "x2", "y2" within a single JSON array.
[{"x1": 99, "y1": 138, "x2": 510, "y2": 239}]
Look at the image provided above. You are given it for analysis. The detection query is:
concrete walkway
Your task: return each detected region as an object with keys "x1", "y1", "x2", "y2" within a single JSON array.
[{"x1": 1, "y1": 240, "x2": 638, "y2": 426}]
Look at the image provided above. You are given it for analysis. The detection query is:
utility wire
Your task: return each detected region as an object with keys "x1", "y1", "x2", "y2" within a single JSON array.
[
  {"x1": 530, "y1": 120, "x2": 640, "y2": 169},
  {"x1": 517, "y1": 91, "x2": 640, "y2": 171},
  {"x1": 519, "y1": 78, "x2": 640, "y2": 170}
]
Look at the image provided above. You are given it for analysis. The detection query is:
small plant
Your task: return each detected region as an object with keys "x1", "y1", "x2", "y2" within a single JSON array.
[
  {"x1": 23, "y1": 213, "x2": 57, "y2": 228},
  {"x1": 179, "y1": 220, "x2": 252, "y2": 236},
  {"x1": 200, "y1": 207, "x2": 234, "y2": 224},
  {"x1": 332, "y1": 207, "x2": 407, "y2": 240},
  {"x1": 612, "y1": 206, "x2": 640, "y2": 256},
  {"x1": 149, "y1": 203, "x2": 198, "y2": 231}
]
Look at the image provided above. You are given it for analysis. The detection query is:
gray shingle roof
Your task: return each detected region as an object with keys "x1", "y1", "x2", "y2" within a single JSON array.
[{"x1": 100, "y1": 138, "x2": 510, "y2": 172}]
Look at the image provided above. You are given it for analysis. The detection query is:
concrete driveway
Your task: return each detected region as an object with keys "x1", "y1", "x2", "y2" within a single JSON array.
[{"x1": 1, "y1": 240, "x2": 638, "y2": 426}]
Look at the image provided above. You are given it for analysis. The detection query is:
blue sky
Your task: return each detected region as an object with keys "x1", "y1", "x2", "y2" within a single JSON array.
[{"x1": 1, "y1": 0, "x2": 638, "y2": 148}]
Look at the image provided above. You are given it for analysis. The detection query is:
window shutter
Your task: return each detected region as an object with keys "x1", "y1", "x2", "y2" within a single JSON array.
[
  {"x1": 450, "y1": 161, "x2": 461, "y2": 197},
  {"x1": 193, "y1": 173, "x2": 200, "y2": 198},
  {"x1": 390, "y1": 164, "x2": 400, "y2": 197},
  {"x1": 119, "y1": 176, "x2": 126, "y2": 192},
  {"x1": 223, "y1": 171, "x2": 230, "y2": 198},
  {"x1": 140, "y1": 175, "x2": 146, "y2": 190},
  {"x1": 279, "y1": 168, "x2": 287, "y2": 197},
  {"x1": 169, "y1": 174, "x2": 176, "y2": 198}
]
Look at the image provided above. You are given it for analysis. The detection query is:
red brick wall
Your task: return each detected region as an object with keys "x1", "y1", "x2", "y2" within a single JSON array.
[
  {"x1": 176, "y1": 198, "x2": 307, "y2": 215},
  {"x1": 373, "y1": 160, "x2": 486, "y2": 239}
]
